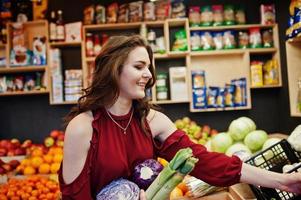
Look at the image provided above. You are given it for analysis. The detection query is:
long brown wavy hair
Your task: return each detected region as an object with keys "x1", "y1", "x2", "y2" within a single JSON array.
[{"x1": 64, "y1": 35, "x2": 157, "y2": 134}]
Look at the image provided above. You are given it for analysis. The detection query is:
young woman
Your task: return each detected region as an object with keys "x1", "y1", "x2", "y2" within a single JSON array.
[{"x1": 59, "y1": 35, "x2": 301, "y2": 199}]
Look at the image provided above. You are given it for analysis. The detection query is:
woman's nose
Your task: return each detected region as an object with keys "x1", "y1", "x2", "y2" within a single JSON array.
[{"x1": 142, "y1": 68, "x2": 152, "y2": 79}]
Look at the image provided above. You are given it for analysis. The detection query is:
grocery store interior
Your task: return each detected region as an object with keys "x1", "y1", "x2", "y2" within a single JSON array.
[{"x1": 0, "y1": 0, "x2": 301, "y2": 199}]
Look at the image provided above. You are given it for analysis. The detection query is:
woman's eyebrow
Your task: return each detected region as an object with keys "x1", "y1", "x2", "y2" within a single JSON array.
[{"x1": 134, "y1": 61, "x2": 150, "y2": 65}]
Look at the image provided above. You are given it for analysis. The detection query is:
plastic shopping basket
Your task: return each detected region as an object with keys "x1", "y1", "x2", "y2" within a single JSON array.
[{"x1": 245, "y1": 139, "x2": 301, "y2": 200}]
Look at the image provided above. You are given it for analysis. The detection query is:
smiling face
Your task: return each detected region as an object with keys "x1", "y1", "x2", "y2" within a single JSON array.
[{"x1": 118, "y1": 46, "x2": 152, "y2": 100}]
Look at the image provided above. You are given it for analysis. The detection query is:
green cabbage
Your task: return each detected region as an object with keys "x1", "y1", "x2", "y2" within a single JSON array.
[
  {"x1": 211, "y1": 132, "x2": 233, "y2": 153},
  {"x1": 228, "y1": 119, "x2": 251, "y2": 141},
  {"x1": 262, "y1": 138, "x2": 281, "y2": 150},
  {"x1": 225, "y1": 142, "x2": 252, "y2": 157},
  {"x1": 244, "y1": 130, "x2": 268, "y2": 152}
]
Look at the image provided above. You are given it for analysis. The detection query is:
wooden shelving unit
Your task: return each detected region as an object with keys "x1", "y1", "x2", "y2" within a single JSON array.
[
  {"x1": 0, "y1": 90, "x2": 49, "y2": 96},
  {"x1": 189, "y1": 24, "x2": 274, "y2": 31},
  {"x1": 286, "y1": 36, "x2": 301, "y2": 117},
  {"x1": 0, "y1": 20, "x2": 50, "y2": 97},
  {"x1": 49, "y1": 41, "x2": 81, "y2": 47},
  {"x1": 79, "y1": 19, "x2": 282, "y2": 112},
  {"x1": 0, "y1": 66, "x2": 46, "y2": 73},
  {"x1": 50, "y1": 101, "x2": 77, "y2": 105},
  {"x1": 0, "y1": 18, "x2": 282, "y2": 112}
]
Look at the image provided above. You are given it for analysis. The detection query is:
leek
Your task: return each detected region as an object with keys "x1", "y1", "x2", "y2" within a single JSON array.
[{"x1": 145, "y1": 148, "x2": 198, "y2": 200}]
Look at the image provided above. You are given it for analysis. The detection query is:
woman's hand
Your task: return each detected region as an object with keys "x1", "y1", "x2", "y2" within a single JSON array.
[
  {"x1": 140, "y1": 190, "x2": 147, "y2": 200},
  {"x1": 279, "y1": 172, "x2": 301, "y2": 194}
]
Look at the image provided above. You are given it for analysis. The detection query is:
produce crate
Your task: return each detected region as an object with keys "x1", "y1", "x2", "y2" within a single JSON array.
[
  {"x1": 245, "y1": 139, "x2": 301, "y2": 200},
  {"x1": 175, "y1": 191, "x2": 235, "y2": 200}
]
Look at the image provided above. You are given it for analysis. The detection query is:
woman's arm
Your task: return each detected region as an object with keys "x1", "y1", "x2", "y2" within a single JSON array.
[
  {"x1": 62, "y1": 111, "x2": 93, "y2": 184},
  {"x1": 240, "y1": 163, "x2": 301, "y2": 194}
]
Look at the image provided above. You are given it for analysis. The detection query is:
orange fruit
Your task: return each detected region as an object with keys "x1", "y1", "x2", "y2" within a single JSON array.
[
  {"x1": 20, "y1": 159, "x2": 30, "y2": 166},
  {"x1": 169, "y1": 187, "x2": 183, "y2": 199},
  {"x1": 38, "y1": 163, "x2": 50, "y2": 174},
  {"x1": 31, "y1": 190, "x2": 39, "y2": 197},
  {"x1": 31, "y1": 157, "x2": 43, "y2": 169},
  {"x1": 49, "y1": 147, "x2": 63, "y2": 155},
  {"x1": 53, "y1": 154, "x2": 63, "y2": 163},
  {"x1": 31, "y1": 148, "x2": 43, "y2": 157},
  {"x1": 0, "y1": 194, "x2": 7, "y2": 200},
  {"x1": 43, "y1": 154, "x2": 53, "y2": 164},
  {"x1": 50, "y1": 163, "x2": 60, "y2": 174},
  {"x1": 177, "y1": 182, "x2": 189, "y2": 194},
  {"x1": 23, "y1": 166, "x2": 36, "y2": 175}
]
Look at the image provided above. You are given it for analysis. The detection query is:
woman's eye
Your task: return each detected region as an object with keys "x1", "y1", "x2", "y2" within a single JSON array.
[{"x1": 134, "y1": 65, "x2": 143, "y2": 70}]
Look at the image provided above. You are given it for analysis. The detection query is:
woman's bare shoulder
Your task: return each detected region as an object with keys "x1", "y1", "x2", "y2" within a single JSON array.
[
  {"x1": 62, "y1": 111, "x2": 94, "y2": 184},
  {"x1": 146, "y1": 109, "x2": 176, "y2": 140},
  {"x1": 67, "y1": 111, "x2": 93, "y2": 135}
]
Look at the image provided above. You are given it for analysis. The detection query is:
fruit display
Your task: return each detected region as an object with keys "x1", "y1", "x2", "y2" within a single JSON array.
[
  {"x1": 174, "y1": 117, "x2": 218, "y2": 145},
  {"x1": 16, "y1": 146, "x2": 63, "y2": 176},
  {"x1": 0, "y1": 139, "x2": 29, "y2": 157},
  {"x1": 0, "y1": 158, "x2": 20, "y2": 176},
  {"x1": 0, "y1": 175, "x2": 60, "y2": 199}
]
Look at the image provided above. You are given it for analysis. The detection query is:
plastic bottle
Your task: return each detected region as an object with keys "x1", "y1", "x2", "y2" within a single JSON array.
[
  {"x1": 56, "y1": 10, "x2": 65, "y2": 41},
  {"x1": 93, "y1": 34, "x2": 102, "y2": 56},
  {"x1": 86, "y1": 33, "x2": 94, "y2": 57},
  {"x1": 49, "y1": 11, "x2": 57, "y2": 42}
]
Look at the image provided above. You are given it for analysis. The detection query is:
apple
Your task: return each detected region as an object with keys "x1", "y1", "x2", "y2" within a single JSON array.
[
  {"x1": 21, "y1": 139, "x2": 32, "y2": 148},
  {"x1": 2, "y1": 164, "x2": 11, "y2": 172},
  {"x1": 50, "y1": 130, "x2": 61, "y2": 139},
  {"x1": 7, "y1": 150, "x2": 15, "y2": 156},
  {"x1": 11, "y1": 139, "x2": 21, "y2": 149},
  {"x1": 210, "y1": 129, "x2": 218, "y2": 136},
  {"x1": 44, "y1": 137, "x2": 55, "y2": 147},
  {"x1": 57, "y1": 134, "x2": 65, "y2": 141},
  {"x1": 0, "y1": 148, "x2": 7, "y2": 156},
  {"x1": 0, "y1": 159, "x2": 5, "y2": 166},
  {"x1": 0, "y1": 166, "x2": 6, "y2": 174},
  {"x1": 14, "y1": 148, "x2": 26, "y2": 156},
  {"x1": 8, "y1": 160, "x2": 20, "y2": 169},
  {"x1": 0, "y1": 139, "x2": 10, "y2": 149},
  {"x1": 56, "y1": 140, "x2": 64, "y2": 147}
]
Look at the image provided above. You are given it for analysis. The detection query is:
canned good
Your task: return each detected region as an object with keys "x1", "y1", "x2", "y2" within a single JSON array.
[
  {"x1": 156, "y1": 73, "x2": 168, "y2": 88},
  {"x1": 156, "y1": 87, "x2": 168, "y2": 100}
]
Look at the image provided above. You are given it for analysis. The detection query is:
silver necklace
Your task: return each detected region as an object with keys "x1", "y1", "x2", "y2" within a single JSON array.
[{"x1": 106, "y1": 109, "x2": 134, "y2": 134}]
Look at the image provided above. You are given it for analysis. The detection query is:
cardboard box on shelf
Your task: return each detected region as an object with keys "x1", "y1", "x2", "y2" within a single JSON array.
[{"x1": 169, "y1": 66, "x2": 188, "y2": 101}]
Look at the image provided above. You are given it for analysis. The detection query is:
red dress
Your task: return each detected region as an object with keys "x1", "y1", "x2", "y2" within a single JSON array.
[{"x1": 59, "y1": 108, "x2": 242, "y2": 199}]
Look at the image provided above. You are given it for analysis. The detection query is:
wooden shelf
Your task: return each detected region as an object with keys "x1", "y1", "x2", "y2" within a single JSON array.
[
  {"x1": 248, "y1": 48, "x2": 277, "y2": 54},
  {"x1": 190, "y1": 106, "x2": 251, "y2": 113},
  {"x1": 49, "y1": 41, "x2": 81, "y2": 47},
  {"x1": 167, "y1": 18, "x2": 187, "y2": 27},
  {"x1": 191, "y1": 49, "x2": 245, "y2": 56},
  {"x1": 190, "y1": 48, "x2": 277, "y2": 56},
  {"x1": 84, "y1": 22, "x2": 141, "y2": 31},
  {"x1": 286, "y1": 41, "x2": 301, "y2": 117},
  {"x1": 85, "y1": 57, "x2": 96, "y2": 62},
  {"x1": 154, "y1": 53, "x2": 168, "y2": 59},
  {"x1": 50, "y1": 101, "x2": 77, "y2": 105},
  {"x1": 0, "y1": 90, "x2": 49, "y2": 96},
  {"x1": 251, "y1": 84, "x2": 282, "y2": 89},
  {"x1": 167, "y1": 51, "x2": 188, "y2": 57},
  {"x1": 0, "y1": 66, "x2": 46, "y2": 73},
  {"x1": 189, "y1": 24, "x2": 275, "y2": 31},
  {"x1": 144, "y1": 21, "x2": 165, "y2": 27},
  {"x1": 152, "y1": 100, "x2": 189, "y2": 104}
]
